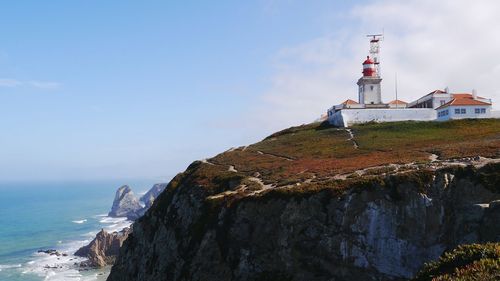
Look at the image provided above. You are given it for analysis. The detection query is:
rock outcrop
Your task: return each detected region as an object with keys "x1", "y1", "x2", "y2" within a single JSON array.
[
  {"x1": 107, "y1": 164, "x2": 500, "y2": 281},
  {"x1": 106, "y1": 120, "x2": 500, "y2": 281},
  {"x1": 75, "y1": 228, "x2": 131, "y2": 267},
  {"x1": 108, "y1": 185, "x2": 143, "y2": 220},
  {"x1": 140, "y1": 183, "x2": 168, "y2": 209}
]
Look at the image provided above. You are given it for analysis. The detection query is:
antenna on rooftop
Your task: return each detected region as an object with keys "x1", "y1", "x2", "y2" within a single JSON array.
[
  {"x1": 395, "y1": 72, "x2": 398, "y2": 109},
  {"x1": 366, "y1": 33, "x2": 384, "y2": 76}
]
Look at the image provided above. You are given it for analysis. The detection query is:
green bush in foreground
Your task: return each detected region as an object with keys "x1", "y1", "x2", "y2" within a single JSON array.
[{"x1": 414, "y1": 243, "x2": 500, "y2": 281}]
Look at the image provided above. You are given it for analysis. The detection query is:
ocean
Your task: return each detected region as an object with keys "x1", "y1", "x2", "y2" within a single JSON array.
[{"x1": 0, "y1": 180, "x2": 154, "y2": 281}]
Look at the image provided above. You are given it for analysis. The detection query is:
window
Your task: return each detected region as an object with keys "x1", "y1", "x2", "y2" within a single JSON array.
[
  {"x1": 461, "y1": 108, "x2": 466, "y2": 114},
  {"x1": 446, "y1": 109, "x2": 449, "y2": 115},
  {"x1": 475, "y1": 108, "x2": 480, "y2": 114},
  {"x1": 455, "y1": 108, "x2": 460, "y2": 114},
  {"x1": 440, "y1": 100, "x2": 446, "y2": 105},
  {"x1": 370, "y1": 85, "x2": 374, "y2": 91},
  {"x1": 481, "y1": 108, "x2": 486, "y2": 114}
]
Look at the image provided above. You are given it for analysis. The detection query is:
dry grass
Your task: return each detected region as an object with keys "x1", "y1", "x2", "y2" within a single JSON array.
[{"x1": 199, "y1": 119, "x2": 500, "y2": 192}]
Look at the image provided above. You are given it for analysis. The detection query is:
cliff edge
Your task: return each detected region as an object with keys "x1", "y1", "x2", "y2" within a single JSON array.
[{"x1": 107, "y1": 119, "x2": 500, "y2": 281}]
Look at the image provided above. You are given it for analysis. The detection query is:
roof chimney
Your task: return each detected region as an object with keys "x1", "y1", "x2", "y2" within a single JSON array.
[
  {"x1": 472, "y1": 89, "x2": 477, "y2": 100},
  {"x1": 445, "y1": 87, "x2": 450, "y2": 94}
]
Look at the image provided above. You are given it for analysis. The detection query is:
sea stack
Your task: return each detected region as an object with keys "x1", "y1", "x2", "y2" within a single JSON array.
[
  {"x1": 140, "y1": 183, "x2": 168, "y2": 209},
  {"x1": 108, "y1": 185, "x2": 143, "y2": 220}
]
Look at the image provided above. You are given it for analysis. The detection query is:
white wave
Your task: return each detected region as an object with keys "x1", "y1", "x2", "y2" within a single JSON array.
[
  {"x1": 0, "y1": 263, "x2": 22, "y2": 271},
  {"x1": 95, "y1": 213, "x2": 108, "y2": 217},
  {"x1": 13, "y1": 216, "x2": 126, "y2": 280},
  {"x1": 99, "y1": 216, "x2": 127, "y2": 224},
  {"x1": 22, "y1": 241, "x2": 90, "y2": 280},
  {"x1": 72, "y1": 219, "x2": 87, "y2": 224},
  {"x1": 97, "y1": 216, "x2": 132, "y2": 233},
  {"x1": 81, "y1": 231, "x2": 98, "y2": 238}
]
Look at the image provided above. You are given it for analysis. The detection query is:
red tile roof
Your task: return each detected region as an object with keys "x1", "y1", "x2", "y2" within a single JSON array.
[
  {"x1": 388, "y1": 99, "x2": 408, "y2": 105},
  {"x1": 452, "y1": 93, "x2": 487, "y2": 99},
  {"x1": 341, "y1": 99, "x2": 359, "y2": 105},
  {"x1": 436, "y1": 96, "x2": 491, "y2": 110}
]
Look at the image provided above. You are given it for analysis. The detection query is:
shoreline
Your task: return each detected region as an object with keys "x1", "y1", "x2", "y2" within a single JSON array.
[{"x1": 0, "y1": 214, "x2": 132, "y2": 281}]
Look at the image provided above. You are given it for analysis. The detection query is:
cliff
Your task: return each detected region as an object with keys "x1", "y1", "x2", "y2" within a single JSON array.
[
  {"x1": 107, "y1": 119, "x2": 500, "y2": 281},
  {"x1": 75, "y1": 228, "x2": 131, "y2": 267}
]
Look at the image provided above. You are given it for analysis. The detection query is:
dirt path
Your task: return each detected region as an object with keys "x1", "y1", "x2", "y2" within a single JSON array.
[
  {"x1": 256, "y1": 150, "x2": 295, "y2": 161},
  {"x1": 344, "y1": 128, "x2": 359, "y2": 149}
]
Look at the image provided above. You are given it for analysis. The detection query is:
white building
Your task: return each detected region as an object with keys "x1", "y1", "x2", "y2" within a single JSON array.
[
  {"x1": 408, "y1": 89, "x2": 492, "y2": 109},
  {"x1": 436, "y1": 94, "x2": 492, "y2": 121},
  {"x1": 326, "y1": 35, "x2": 496, "y2": 127}
]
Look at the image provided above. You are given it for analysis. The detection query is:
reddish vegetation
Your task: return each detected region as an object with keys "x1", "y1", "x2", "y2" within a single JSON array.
[{"x1": 182, "y1": 119, "x2": 500, "y2": 195}]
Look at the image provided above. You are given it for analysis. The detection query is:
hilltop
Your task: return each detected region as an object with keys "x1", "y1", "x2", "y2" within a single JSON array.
[{"x1": 107, "y1": 119, "x2": 500, "y2": 281}]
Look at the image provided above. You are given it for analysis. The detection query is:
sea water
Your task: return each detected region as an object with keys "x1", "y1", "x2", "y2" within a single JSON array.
[{"x1": 0, "y1": 180, "x2": 153, "y2": 281}]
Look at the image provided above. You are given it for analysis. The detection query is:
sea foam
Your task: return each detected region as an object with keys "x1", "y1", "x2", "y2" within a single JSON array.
[{"x1": 20, "y1": 215, "x2": 132, "y2": 280}]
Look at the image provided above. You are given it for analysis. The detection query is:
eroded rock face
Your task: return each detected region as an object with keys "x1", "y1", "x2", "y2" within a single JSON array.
[
  {"x1": 107, "y1": 165, "x2": 500, "y2": 281},
  {"x1": 75, "y1": 228, "x2": 131, "y2": 267},
  {"x1": 108, "y1": 185, "x2": 143, "y2": 220},
  {"x1": 140, "y1": 183, "x2": 168, "y2": 209}
]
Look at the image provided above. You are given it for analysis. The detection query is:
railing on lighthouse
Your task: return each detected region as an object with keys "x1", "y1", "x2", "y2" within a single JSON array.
[{"x1": 367, "y1": 34, "x2": 383, "y2": 77}]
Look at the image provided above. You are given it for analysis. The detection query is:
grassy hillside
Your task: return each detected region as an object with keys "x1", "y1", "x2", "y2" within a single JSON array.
[
  {"x1": 204, "y1": 119, "x2": 500, "y2": 188},
  {"x1": 109, "y1": 119, "x2": 500, "y2": 281}
]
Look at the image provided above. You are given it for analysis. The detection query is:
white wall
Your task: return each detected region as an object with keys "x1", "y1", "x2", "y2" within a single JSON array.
[
  {"x1": 362, "y1": 83, "x2": 382, "y2": 104},
  {"x1": 328, "y1": 108, "x2": 436, "y2": 127},
  {"x1": 447, "y1": 105, "x2": 491, "y2": 120}
]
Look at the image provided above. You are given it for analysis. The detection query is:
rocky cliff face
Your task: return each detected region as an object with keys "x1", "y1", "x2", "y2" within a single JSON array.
[
  {"x1": 106, "y1": 120, "x2": 500, "y2": 281},
  {"x1": 75, "y1": 228, "x2": 131, "y2": 267},
  {"x1": 108, "y1": 185, "x2": 143, "y2": 220},
  {"x1": 140, "y1": 183, "x2": 168, "y2": 209},
  {"x1": 107, "y1": 163, "x2": 500, "y2": 281}
]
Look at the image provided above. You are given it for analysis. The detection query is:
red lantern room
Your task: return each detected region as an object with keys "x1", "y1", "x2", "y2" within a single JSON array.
[{"x1": 362, "y1": 56, "x2": 376, "y2": 77}]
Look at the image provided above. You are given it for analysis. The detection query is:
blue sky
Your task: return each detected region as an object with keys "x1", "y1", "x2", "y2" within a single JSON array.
[{"x1": 1, "y1": 1, "x2": 499, "y2": 182}]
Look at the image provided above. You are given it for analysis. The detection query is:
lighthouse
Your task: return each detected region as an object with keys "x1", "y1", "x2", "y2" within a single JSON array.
[{"x1": 357, "y1": 36, "x2": 383, "y2": 105}]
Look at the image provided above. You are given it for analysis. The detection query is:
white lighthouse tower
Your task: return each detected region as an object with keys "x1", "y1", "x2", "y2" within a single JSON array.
[{"x1": 357, "y1": 35, "x2": 383, "y2": 105}]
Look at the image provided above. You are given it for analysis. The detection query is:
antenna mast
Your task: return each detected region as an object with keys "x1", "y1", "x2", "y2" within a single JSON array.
[
  {"x1": 395, "y1": 72, "x2": 398, "y2": 108},
  {"x1": 366, "y1": 34, "x2": 384, "y2": 77}
]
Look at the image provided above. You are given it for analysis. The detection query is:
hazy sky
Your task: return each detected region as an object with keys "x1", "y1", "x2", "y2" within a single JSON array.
[{"x1": 1, "y1": 0, "x2": 499, "y2": 182}]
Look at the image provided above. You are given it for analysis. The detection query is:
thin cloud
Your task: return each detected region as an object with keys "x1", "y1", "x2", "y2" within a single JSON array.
[
  {"x1": 0, "y1": 78, "x2": 22, "y2": 87},
  {"x1": 29, "y1": 81, "x2": 62, "y2": 89},
  {"x1": 239, "y1": 0, "x2": 500, "y2": 134},
  {"x1": 0, "y1": 78, "x2": 62, "y2": 89}
]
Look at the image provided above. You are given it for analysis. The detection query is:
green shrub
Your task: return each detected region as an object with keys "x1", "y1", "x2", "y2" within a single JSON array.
[{"x1": 413, "y1": 243, "x2": 500, "y2": 281}]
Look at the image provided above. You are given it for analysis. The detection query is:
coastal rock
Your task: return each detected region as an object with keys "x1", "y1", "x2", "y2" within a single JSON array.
[
  {"x1": 108, "y1": 185, "x2": 143, "y2": 220},
  {"x1": 106, "y1": 121, "x2": 500, "y2": 281},
  {"x1": 140, "y1": 183, "x2": 168, "y2": 209},
  {"x1": 75, "y1": 228, "x2": 131, "y2": 267},
  {"x1": 107, "y1": 164, "x2": 500, "y2": 281},
  {"x1": 37, "y1": 249, "x2": 66, "y2": 256}
]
